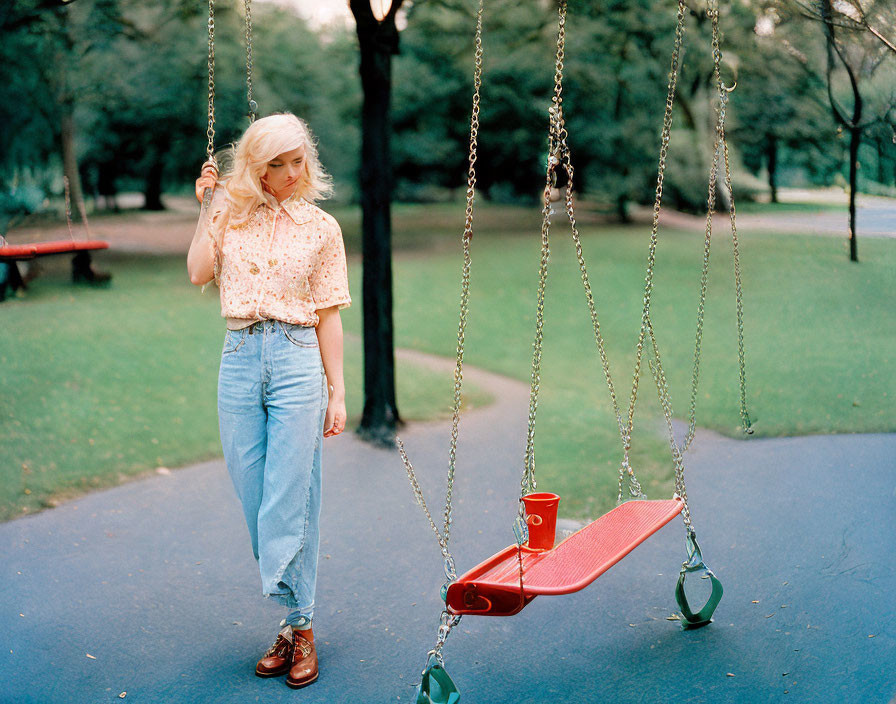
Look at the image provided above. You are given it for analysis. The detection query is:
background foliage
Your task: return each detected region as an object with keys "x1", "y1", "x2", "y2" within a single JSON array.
[{"x1": 1, "y1": 0, "x2": 894, "y2": 216}]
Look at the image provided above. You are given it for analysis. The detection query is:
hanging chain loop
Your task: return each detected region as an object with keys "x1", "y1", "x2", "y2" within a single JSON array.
[
  {"x1": 206, "y1": 0, "x2": 216, "y2": 161},
  {"x1": 63, "y1": 176, "x2": 76, "y2": 242},
  {"x1": 680, "y1": 0, "x2": 752, "y2": 449},
  {"x1": 396, "y1": 0, "x2": 484, "y2": 579},
  {"x1": 244, "y1": 0, "x2": 257, "y2": 121},
  {"x1": 520, "y1": 0, "x2": 565, "y2": 502},
  {"x1": 680, "y1": 4, "x2": 727, "y2": 452},
  {"x1": 422, "y1": 609, "x2": 463, "y2": 671},
  {"x1": 616, "y1": 0, "x2": 686, "y2": 503},
  {"x1": 626, "y1": 0, "x2": 750, "y2": 529}
]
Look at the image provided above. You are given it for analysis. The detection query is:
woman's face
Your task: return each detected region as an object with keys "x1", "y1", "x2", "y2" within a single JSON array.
[{"x1": 261, "y1": 145, "x2": 306, "y2": 200}]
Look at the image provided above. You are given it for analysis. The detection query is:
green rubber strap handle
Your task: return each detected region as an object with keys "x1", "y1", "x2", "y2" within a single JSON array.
[
  {"x1": 675, "y1": 530, "x2": 723, "y2": 629},
  {"x1": 416, "y1": 659, "x2": 461, "y2": 704}
]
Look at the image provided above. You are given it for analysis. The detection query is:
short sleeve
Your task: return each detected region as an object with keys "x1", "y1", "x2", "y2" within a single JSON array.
[
  {"x1": 195, "y1": 188, "x2": 229, "y2": 291},
  {"x1": 310, "y1": 218, "x2": 351, "y2": 311}
]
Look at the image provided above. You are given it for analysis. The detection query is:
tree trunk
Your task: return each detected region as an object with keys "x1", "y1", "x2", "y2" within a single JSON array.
[
  {"x1": 875, "y1": 135, "x2": 887, "y2": 185},
  {"x1": 820, "y1": 0, "x2": 862, "y2": 262},
  {"x1": 847, "y1": 126, "x2": 860, "y2": 262},
  {"x1": 143, "y1": 139, "x2": 168, "y2": 211},
  {"x1": 766, "y1": 134, "x2": 778, "y2": 204},
  {"x1": 351, "y1": 1, "x2": 404, "y2": 446},
  {"x1": 60, "y1": 105, "x2": 88, "y2": 225},
  {"x1": 616, "y1": 194, "x2": 630, "y2": 222}
]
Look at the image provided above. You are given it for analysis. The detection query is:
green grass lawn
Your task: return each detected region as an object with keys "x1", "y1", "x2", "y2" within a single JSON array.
[
  {"x1": 345, "y1": 219, "x2": 894, "y2": 518},
  {"x1": 734, "y1": 200, "x2": 848, "y2": 214},
  {"x1": 2, "y1": 204, "x2": 893, "y2": 522},
  {"x1": 0, "y1": 252, "x2": 490, "y2": 521}
]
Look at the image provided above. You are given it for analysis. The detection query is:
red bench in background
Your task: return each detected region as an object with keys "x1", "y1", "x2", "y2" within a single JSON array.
[{"x1": 0, "y1": 238, "x2": 111, "y2": 301}]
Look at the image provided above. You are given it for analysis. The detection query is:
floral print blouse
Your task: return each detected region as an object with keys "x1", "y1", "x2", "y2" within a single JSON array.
[{"x1": 205, "y1": 191, "x2": 351, "y2": 329}]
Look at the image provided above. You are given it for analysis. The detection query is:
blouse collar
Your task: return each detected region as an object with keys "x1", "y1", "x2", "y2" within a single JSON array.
[{"x1": 261, "y1": 189, "x2": 312, "y2": 226}]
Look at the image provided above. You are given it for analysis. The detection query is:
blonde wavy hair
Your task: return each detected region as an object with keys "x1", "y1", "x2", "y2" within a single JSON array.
[{"x1": 216, "y1": 113, "x2": 333, "y2": 228}]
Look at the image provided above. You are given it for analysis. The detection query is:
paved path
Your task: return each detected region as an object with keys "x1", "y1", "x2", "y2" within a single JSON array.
[
  {"x1": 642, "y1": 188, "x2": 896, "y2": 239},
  {"x1": 2, "y1": 350, "x2": 894, "y2": 703},
  {"x1": 653, "y1": 202, "x2": 895, "y2": 239},
  {"x1": 7, "y1": 191, "x2": 895, "y2": 260}
]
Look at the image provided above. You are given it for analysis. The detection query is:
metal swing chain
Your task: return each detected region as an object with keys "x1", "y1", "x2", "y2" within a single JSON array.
[
  {"x1": 704, "y1": 6, "x2": 752, "y2": 437},
  {"x1": 617, "y1": 0, "x2": 686, "y2": 503},
  {"x1": 646, "y1": 317, "x2": 693, "y2": 528},
  {"x1": 726, "y1": 135, "x2": 752, "y2": 436},
  {"x1": 522, "y1": 0, "x2": 622, "y2": 504},
  {"x1": 206, "y1": 0, "x2": 216, "y2": 163},
  {"x1": 396, "y1": 0, "x2": 484, "y2": 590},
  {"x1": 422, "y1": 609, "x2": 463, "y2": 672},
  {"x1": 556, "y1": 86, "x2": 636, "y2": 490},
  {"x1": 515, "y1": 0, "x2": 573, "y2": 609},
  {"x1": 526, "y1": 0, "x2": 662, "y2": 511},
  {"x1": 639, "y1": 0, "x2": 744, "y2": 532},
  {"x1": 718, "y1": 102, "x2": 753, "y2": 436},
  {"x1": 514, "y1": 0, "x2": 644, "y2": 608},
  {"x1": 402, "y1": 1, "x2": 484, "y2": 674},
  {"x1": 680, "y1": 3, "x2": 727, "y2": 453},
  {"x1": 63, "y1": 176, "x2": 77, "y2": 243},
  {"x1": 680, "y1": 0, "x2": 752, "y2": 451},
  {"x1": 61, "y1": 175, "x2": 92, "y2": 241},
  {"x1": 244, "y1": 0, "x2": 258, "y2": 122}
]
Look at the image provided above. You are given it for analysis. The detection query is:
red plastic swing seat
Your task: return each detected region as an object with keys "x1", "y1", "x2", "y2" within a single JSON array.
[
  {"x1": 0, "y1": 240, "x2": 109, "y2": 260},
  {"x1": 445, "y1": 498, "x2": 683, "y2": 616}
]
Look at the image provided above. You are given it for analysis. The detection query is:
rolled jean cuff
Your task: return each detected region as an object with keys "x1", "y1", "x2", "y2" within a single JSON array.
[{"x1": 285, "y1": 609, "x2": 313, "y2": 630}]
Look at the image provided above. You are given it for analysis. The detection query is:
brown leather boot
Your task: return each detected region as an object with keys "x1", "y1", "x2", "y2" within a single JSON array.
[
  {"x1": 285, "y1": 628, "x2": 318, "y2": 689},
  {"x1": 255, "y1": 626, "x2": 294, "y2": 678}
]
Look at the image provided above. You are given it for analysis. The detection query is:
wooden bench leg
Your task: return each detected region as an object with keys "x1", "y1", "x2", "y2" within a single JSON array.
[
  {"x1": 72, "y1": 251, "x2": 112, "y2": 285},
  {"x1": 0, "y1": 261, "x2": 25, "y2": 302}
]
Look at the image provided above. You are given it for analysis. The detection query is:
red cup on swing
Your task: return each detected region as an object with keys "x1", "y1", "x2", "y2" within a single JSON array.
[{"x1": 522, "y1": 492, "x2": 560, "y2": 551}]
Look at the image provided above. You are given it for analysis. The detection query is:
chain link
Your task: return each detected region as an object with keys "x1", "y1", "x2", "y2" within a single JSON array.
[
  {"x1": 63, "y1": 176, "x2": 76, "y2": 243},
  {"x1": 396, "y1": 0, "x2": 484, "y2": 580},
  {"x1": 617, "y1": 0, "x2": 686, "y2": 502},
  {"x1": 645, "y1": 318, "x2": 692, "y2": 527},
  {"x1": 244, "y1": 0, "x2": 257, "y2": 122},
  {"x1": 206, "y1": 0, "x2": 216, "y2": 160},
  {"x1": 520, "y1": 0, "x2": 651, "y2": 507},
  {"x1": 521, "y1": 0, "x2": 572, "y2": 502},
  {"x1": 710, "y1": 21, "x2": 754, "y2": 438},
  {"x1": 423, "y1": 609, "x2": 463, "y2": 671},
  {"x1": 681, "y1": 4, "x2": 728, "y2": 452},
  {"x1": 677, "y1": 1, "x2": 752, "y2": 458},
  {"x1": 396, "y1": 438, "x2": 456, "y2": 579},
  {"x1": 626, "y1": 0, "x2": 750, "y2": 528},
  {"x1": 726, "y1": 133, "x2": 752, "y2": 435}
]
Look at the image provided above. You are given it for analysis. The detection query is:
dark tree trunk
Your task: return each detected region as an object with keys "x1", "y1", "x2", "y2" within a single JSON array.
[
  {"x1": 875, "y1": 135, "x2": 887, "y2": 185},
  {"x1": 98, "y1": 160, "x2": 119, "y2": 211},
  {"x1": 350, "y1": 1, "x2": 404, "y2": 446},
  {"x1": 766, "y1": 134, "x2": 779, "y2": 204},
  {"x1": 821, "y1": 0, "x2": 862, "y2": 262},
  {"x1": 143, "y1": 165, "x2": 165, "y2": 210},
  {"x1": 616, "y1": 194, "x2": 630, "y2": 222},
  {"x1": 143, "y1": 130, "x2": 170, "y2": 211},
  {"x1": 847, "y1": 126, "x2": 860, "y2": 262}
]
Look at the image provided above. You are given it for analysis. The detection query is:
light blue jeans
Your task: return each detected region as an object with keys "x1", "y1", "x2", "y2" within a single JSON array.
[{"x1": 217, "y1": 320, "x2": 326, "y2": 624}]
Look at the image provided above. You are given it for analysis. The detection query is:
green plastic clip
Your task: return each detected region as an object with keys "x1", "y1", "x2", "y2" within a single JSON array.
[
  {"x1": 675, "y1": 529, "x2": 723, "y2": 629},
  {"x1": 416, "y1": 655, "x2": 460, "y2": 704}
]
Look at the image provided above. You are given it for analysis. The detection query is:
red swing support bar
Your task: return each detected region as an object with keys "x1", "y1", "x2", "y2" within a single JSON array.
[{"x1": 445, "y1": 498, "x2": 683, "y2": 617}]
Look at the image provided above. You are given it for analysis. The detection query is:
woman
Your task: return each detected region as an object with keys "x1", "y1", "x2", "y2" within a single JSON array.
[{"x1": 187, "y1": 113, "x2": 350, "y2": 689}]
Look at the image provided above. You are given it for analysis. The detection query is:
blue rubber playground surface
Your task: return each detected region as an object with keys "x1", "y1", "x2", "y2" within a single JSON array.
[{"x1": 2, "y1": 361, "x2": 894, "y2": 703}]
